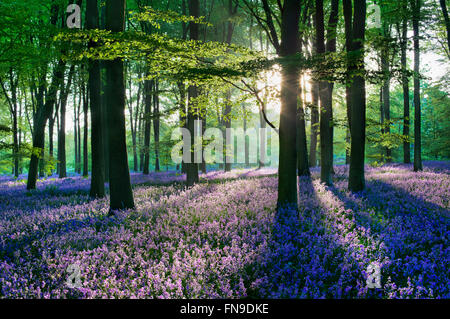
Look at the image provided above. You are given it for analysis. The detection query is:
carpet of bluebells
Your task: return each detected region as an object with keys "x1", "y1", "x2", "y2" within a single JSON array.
[{"x1": 0, "y1": 162, "x2": 449, "y2": 299}]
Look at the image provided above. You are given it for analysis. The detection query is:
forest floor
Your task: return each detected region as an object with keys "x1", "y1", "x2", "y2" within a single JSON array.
[{"x1": 0, "y1": 161, "x2": 449, "y2": 298}]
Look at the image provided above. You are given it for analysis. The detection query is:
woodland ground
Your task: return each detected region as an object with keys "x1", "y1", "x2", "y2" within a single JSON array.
[{"x1": 0, "y1": 162, "x2": 448, "y2": 298}]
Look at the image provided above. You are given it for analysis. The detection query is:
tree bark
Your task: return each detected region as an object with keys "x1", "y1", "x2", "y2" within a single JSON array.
[
  {"x1": 277, "y1": 0, "x2": 301, "y2": 209},
  {"x1": 297, "y1": 74, "x2": 310, "y2": 176},
  {"x1": 343, "y1": 0, "x2": 353, "y2": 166},
  {"x1": 105, "y1": 0, "x2": 135, "y2": 211},
  {"x1": 82, "y1": 79, "x2": 89, "y2": 177},
  {"x1": 186, "y1": 0, "x2": 200, "y2": 187},
  {"x1": 143, "y1": 78, "x2": 152, "y2": 175},
  {"x1": 309, "y1": 78, "x2": 319, "y2": 167},
  {"x1": 401, "y1": 6, "x2": 411, "y2": 163},
  {"x1": 348, "y1": 0, "x2": 367, "y2": 192},
  {"x1": 153, "y1": 80, "x2": 160, "y2": 172},
  {"x1": 87, "y1": 0, "x2": 105, "y2": 198},
  {"x1": 243, "y1": 104, "x2": 249, "y2": 167},
  {"x1": 381, "y1": 21, "x2": 392, "y2": 162},
  {"x1": 412, "y1": 0, "x2": 422, "y2": 171},
  {"x1": 316, "y1": 0, "x2": 338, "y2": 185},
  {"x1": 27, "y1": 59, "x2": 66, "y2": 189},
  {"x1": 177, "y1": 81, "x2": 187, "y2": 173}
]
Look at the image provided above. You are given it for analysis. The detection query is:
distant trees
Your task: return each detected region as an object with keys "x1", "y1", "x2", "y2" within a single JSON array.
[{"x1": 0, "y1": 0, "x2": 448, "y2": 212}]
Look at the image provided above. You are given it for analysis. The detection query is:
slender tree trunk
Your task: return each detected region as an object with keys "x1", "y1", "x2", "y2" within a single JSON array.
[
  {"x1": 277, "y1": 0, "x2": 301, "y2": 209},
  {"x1": 200, "y1": 113, "x2": 206, "y2": 173},
  {"x1": 381, "y1": 24, "x2": 392, "y2": 162},
  {"x1": 138, "y1": 106, "x2": 144, "y2": 172},
  {"x1": 74, "y1": 92, "x2": 78, "y2": 174},
  {"x1": 4, "y1": 71, "x2": 20, "y2": 178},
  {"x1": 309, "y1": 79, "x2": 319, "y2": 167},
  {"x1": 153, "y1": 80, "x2": 160, "y2": 172},
  {"x1": 87, "y1": 0, "x2": 105, "y2": 198},
  {"x1": 223, "y1": 91, "x2": 232, "y2": 172},
  {"x1": 243, "y1": 104, "x2": 249, "y2": 167},
  {"x1": 412, "y1": 0, "x2": 422, "y2": 171},
  {"x1": 177, "y1": 81, "x2": 187, "y2": 174},
  {"x1": 258, "y1": 108, "x2": 267, "y2": 169},
  {"x1": 316, "y1": 0, "x2": 338, "y2": 185},
  {"x1": 186, "y1": 0, "x2": 200, "y2": 187},
  {"x1": 59, "y1": 92, "x2": 67, "y2": 179},
  {"x1": 297, "y1": 73, "x2": 310, "y2": 176},
  {"x1": 143, "y1": 78, "x2": 152, "y2": 175},
  {"x1": 128, "y1": 78, "x2": 140, "y2": 172},
  {"x1": 100, "y1": 5, "x2": 109, "y2": 182},
  {"x1": 27, "y1": 58, "x2": 66, "y2": 189},
  {"x1": 77, "y1": 91, "x2": 82, "y2": 174},
  {"x1": 26, "y1": 5, "x2": 63, "y2": 189},
  {"x1": 48, "y1": 115, "x2": 55, "y2": 161},
  {"x1": 345, "y1": 128, "x2": 351, "y2": 164},
  {"x1": 401, "y1": 9, "x2": 411, "y2": 163},
  {"x1": 105, "y1": 0, "x2": 134, "y2": 211},
  {"x1": 343, "y1": 0, "x2": 353, "y2": 166},
  {"x1": 83, "y1": 81, "x2": 89, "y2": 177},
  {"x1": 348, "y1": 0, "x2": 367, "y2": 192},
  {"x1": 12, "y1": 100, "x2": 19, "y2": 178}
]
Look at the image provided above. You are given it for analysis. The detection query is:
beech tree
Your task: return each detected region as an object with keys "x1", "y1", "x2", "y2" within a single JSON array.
[
  {"x1": 346, "y1": 0, "x2": 367, "y2": 192},
  {"x1": 87, "y1": 0, "x2": 105, "y2": 198},
  {"x1": 105, "y1": 0, "x2": 135, "y2": 210},
  {"x1": 186, "y1": 0, "x2": 200, "y2": 187}
]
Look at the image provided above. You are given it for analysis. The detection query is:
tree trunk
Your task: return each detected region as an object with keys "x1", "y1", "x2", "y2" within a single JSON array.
[
  {"x1": 77, "y1": 91, "x2": 82, "y2": 174},
  {"x1": 27, "y1": 59, "x2": 66, "y2": 189},
  {"x1": 153, "y1": 80, "x2": 160, "y2": 172},
  {"x1": 223, "y1": 91, "x2": 232, "y2": 172},
  {"x1": 343, "y1": 0, "x2": 353, "y2": 166},
  {"x1": 309, "y1": 79, "x2": 319, "y2": 167},
  {"x1": 277, "y1": 0, "x2": 301, "y2": 209},
  {"x1": 316, "y1": 0, "x2": 338, "y2": 185},
  {"x1": 100, "y1": 5, "x2": 109, "y2": 182},
  {"x1": 48, "y1": 115, "x2": 54, "y2": 161},
  {"x1": 412, "y1": 0, "x2": 422, "y2": 171},
  {"x1": 105, "y1": 0, "x2": 135, "y2": 211},
  {"x1": 143, "y1": 78, "x2": 152, "y2": 175},
  {"x1": 348, "y1": 0, "x2": 367, "y2": 192},
  {"x1": 83, "y1": 81, "x2": 89, "y2": 177},
  {"x1": 297, "y1": 74, "x2": 310, "y2": 176},
  {"x1": 128, "y1": 76, "x2": 140, "y2": 172},
  {"x1": 381, "y1": 23, "x2": 391, "y2": 162},
  {"x1": 177, "y1": 81, "x2": 187, "y2": 174},
  {"x1": 401, "y1": 8, "x2": 411, "y2": 163},
  {"x1": 59, "y1": 91, "x2": 67, "y2": 179},
  {"x1": 74, "y1": 94, "x2": 78, "y2": 174},
  {"x1": 258, "y1": 108, "x2": 267, "y2": 169},
  {"x1": 243, "y1": 104, "x2": 249, "y2": 167},
  {"x1": 87, "y1": 0, "x2": 105, "y2": 198},
  {"x1": 186, "y1": 0, "x2": 200, "y2": 187},
  {"x1": 26, "y1": 4, "x2": 62, "y2": 189}
]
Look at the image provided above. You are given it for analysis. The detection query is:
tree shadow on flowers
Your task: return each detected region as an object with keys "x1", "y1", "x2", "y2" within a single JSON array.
[
  {"x1": 326, "y1": 178, "x2": 449, "y2": 298},
  {"x1": 247, "y1": 176, "x2": 370, "y2": 299}
]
